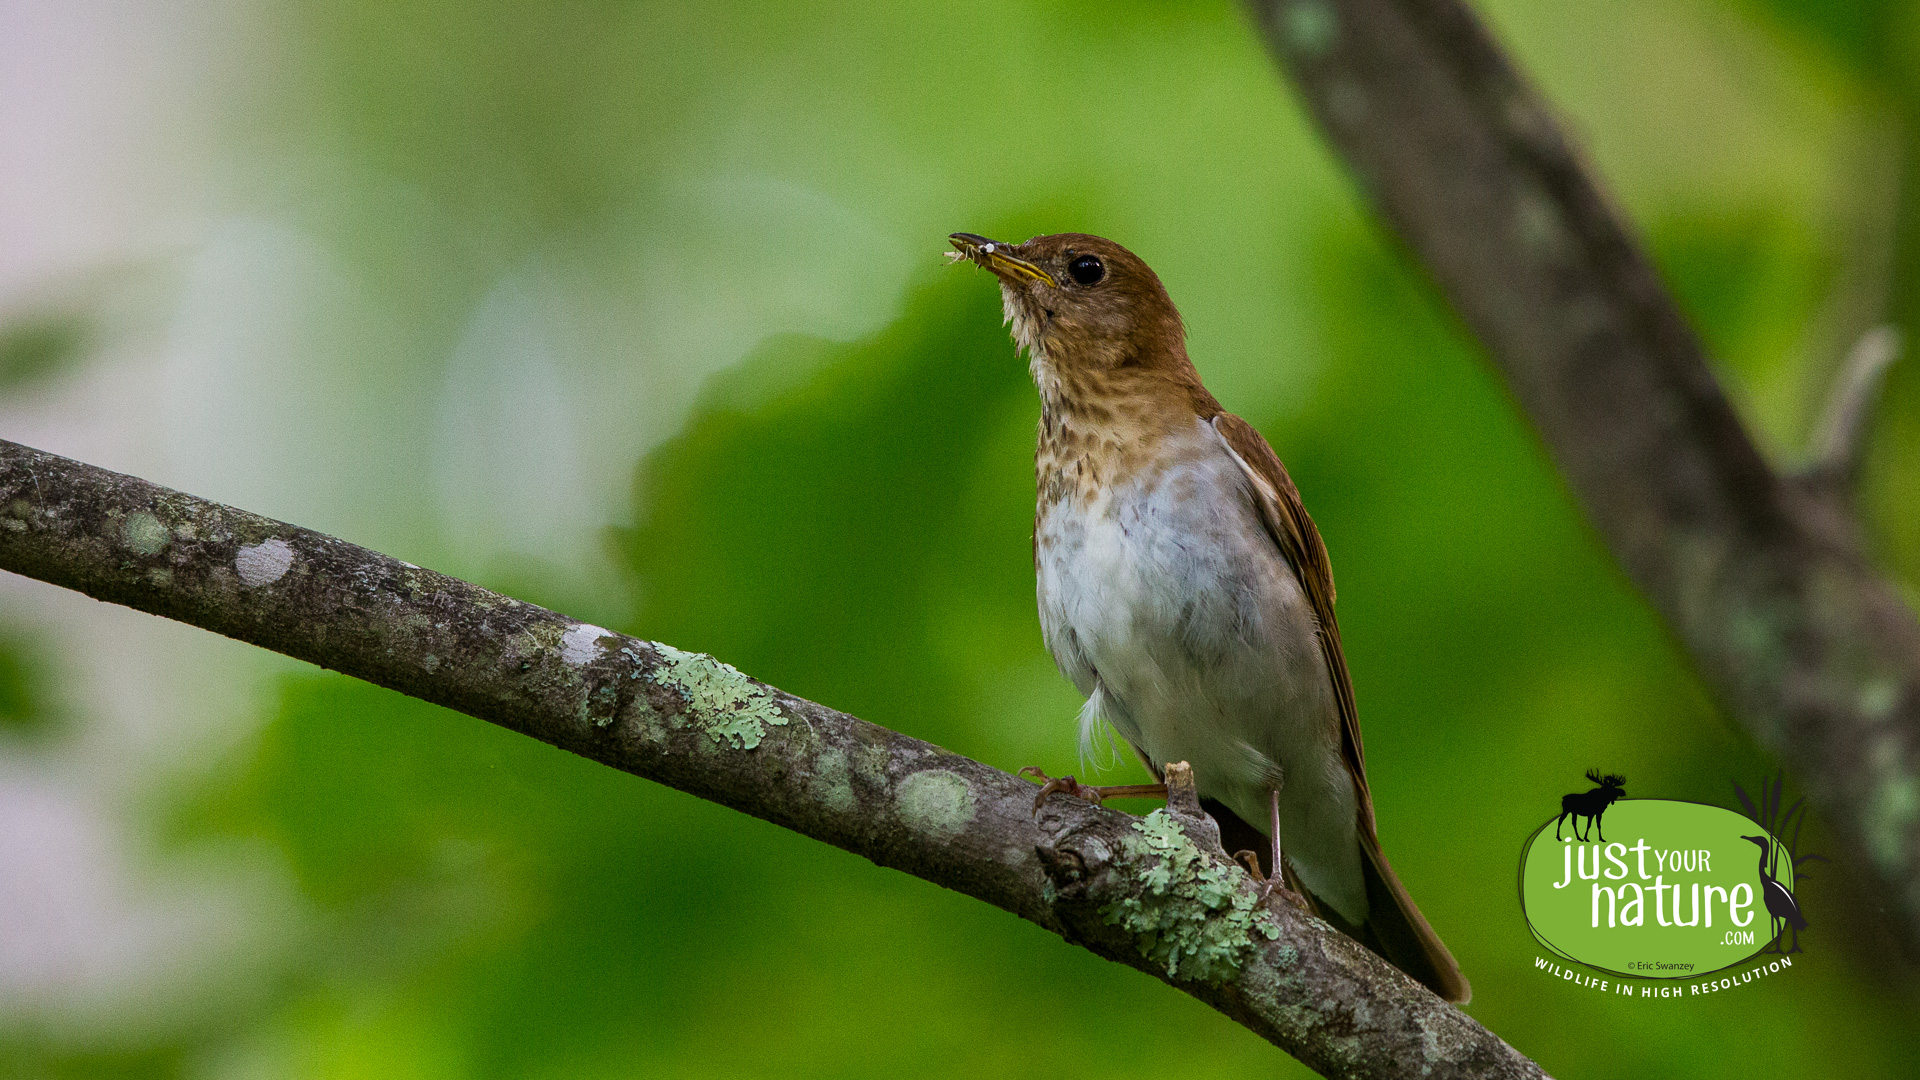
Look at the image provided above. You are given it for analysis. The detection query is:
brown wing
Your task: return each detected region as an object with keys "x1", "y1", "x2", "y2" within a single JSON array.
[
  {"x1": 1207, "y1": 413, "x2": 1367, "y2": 808},
  {"x1": 1208, "y1": 412, "x2": 1470, "y2": 1004}
]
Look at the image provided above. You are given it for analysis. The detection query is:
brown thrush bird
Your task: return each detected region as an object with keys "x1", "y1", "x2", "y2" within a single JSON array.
[{"x1": 950, "y1": 231, "x2": 1470, "y2": 1004}]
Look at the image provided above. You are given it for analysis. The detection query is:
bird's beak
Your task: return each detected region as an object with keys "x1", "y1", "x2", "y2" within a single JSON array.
[{"x1": 948, "y1": 233, "x2": 1057, "y2": 287}]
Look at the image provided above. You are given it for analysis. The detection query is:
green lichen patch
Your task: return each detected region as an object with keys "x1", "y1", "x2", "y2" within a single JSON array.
[
  {"x1": 518, "y1": 621, "x2": 569, "y2": 657},
  {"x1": 646, "y1": 642, "x2": 786, "y2": 750},
  {"x1": 1284, "y1": 0, "x2": 1337, "y2": 57},
  {"x1": 810, "y1": 748, "x2": 855, "y2": 813},
  {"x1": 853, "y1": 744, "x2": 891, "y2": 782},
  {"x1": 1101, "y1": 809, "x2": 1280, "y2": 983},
  {"x1": 1513, "y1": 183, "x2": 1567, "y2": 254},
  {"x1": 1860, "y1": 677, "x2": 1901, "y2": 720},
  {"x1": 123, "y1": 511, "x2": 169, "y2": 555},
  {"x1": 896, "y1": 769, "x2": 975, "y2": 838},
  {"x1": 1868, "y1": 769, "x2": 1920, "y2": 872}
]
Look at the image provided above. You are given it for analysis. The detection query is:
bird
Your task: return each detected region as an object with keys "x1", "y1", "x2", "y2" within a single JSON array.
[
  {"x1": 1740, "y1": 834, "x2": 1807, "y2": 953},
  {"x1": 949, "y1": 230, "x2": 1469, "y2": 1004}
]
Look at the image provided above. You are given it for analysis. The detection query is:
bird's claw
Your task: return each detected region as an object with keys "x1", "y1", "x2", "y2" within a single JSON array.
[
  {"x1": 1260, "y1": 878, "x2": 1313, "y2": 913},
  {"x1": 1019, "y1": 767, "x2": 1107, "y2": 813},
  {"x1": 1233, "y1": 850, "x2": 1266, "y2": 881},
  {"x1": 1233, "y1": 849, "x2": 1310, "y2": 912},
  {"x1": 1018, "y1": 768, "x2": 1172, "y2": 814}
]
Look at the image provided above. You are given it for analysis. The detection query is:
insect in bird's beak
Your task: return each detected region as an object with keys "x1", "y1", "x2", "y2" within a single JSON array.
[{"x1": 948, "y1": 232, "x2": 1058, "y2": 287}]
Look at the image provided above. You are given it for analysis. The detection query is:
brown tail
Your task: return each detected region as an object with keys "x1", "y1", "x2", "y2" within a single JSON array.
[
  {"x1": 1202, "y1": 799, "x2": 1470, "y2": 1004},
  {"x1": 1344, "y1": 836, "x2": 1471, "y2": 1003}
]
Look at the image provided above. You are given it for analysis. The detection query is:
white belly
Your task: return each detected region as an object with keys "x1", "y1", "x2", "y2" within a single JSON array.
[{"x1": 1036, "y1": 424, "x2": 1365, "y2": 920}]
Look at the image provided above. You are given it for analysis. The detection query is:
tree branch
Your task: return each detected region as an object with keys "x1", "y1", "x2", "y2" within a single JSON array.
[
  {"x1": 1246, "y1": 0, "x2": 1920, "y2": 950},
  {"x1": 0, "y1": 439, "x2": 1542, "y2": 1080},
  {"x1": 1807, "y1": 325, "x2": 1904, "y2": 488}
]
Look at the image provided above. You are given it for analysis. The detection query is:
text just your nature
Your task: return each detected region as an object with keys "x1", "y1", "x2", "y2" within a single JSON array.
[{"x1": 1554, "y1": 837, "x2": 1756, "y2": 935}]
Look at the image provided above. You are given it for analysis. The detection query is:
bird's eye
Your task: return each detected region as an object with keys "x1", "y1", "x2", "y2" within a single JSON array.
[{"x1": 1068, "y1": 254, "x2": 1105, "y2": 286}]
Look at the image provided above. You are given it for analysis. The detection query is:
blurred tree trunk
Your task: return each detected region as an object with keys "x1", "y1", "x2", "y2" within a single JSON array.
[{"x1": 1244, "y1": 0, "x2": 1920, "y2": 955}]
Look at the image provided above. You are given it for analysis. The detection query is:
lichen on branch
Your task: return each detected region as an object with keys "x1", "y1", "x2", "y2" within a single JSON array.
[{"x1": 1103, "y1": 809, "x2": 1282, "y2": 981}]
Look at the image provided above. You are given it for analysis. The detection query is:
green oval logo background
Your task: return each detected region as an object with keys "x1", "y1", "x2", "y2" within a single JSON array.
[{"x1": 1520, "y1": 800, "x2": 1792, "y2": 978}]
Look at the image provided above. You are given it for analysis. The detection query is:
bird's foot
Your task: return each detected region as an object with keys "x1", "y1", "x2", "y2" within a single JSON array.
[
  {"x1": 1231, "y1": 850, "x2": 1311, "y2": 912},
  {"x1": 1258, "y1": 877, "x2": 1312, "y2": 913},
  {"x1": 1018, "y1": 768, "x2": 1168, "y2": 814},
  {"x1": 1233, "y1": 850, "x2": 1266, "y2": 880}
]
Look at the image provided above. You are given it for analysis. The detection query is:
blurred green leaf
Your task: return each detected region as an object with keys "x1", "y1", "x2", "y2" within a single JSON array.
[
  {"x1": 618, "y1": 272, "x2": 1032, "y2": 745},
  {"x1": 0, "y1": 1043, "x2": 184, "y2": 1080},
  {"x1": 0, "y1": 314, "x2": 87, "y2": 390},
  {"x1": 1730, "y1": 0, "x2": 1905, "y2": 75},
  {"x1": 0, "y1": 631, "x2": 53, "y2": 736},
  {"x1": 1650, "y1": 210, "x2": 1824, "y2": 372}
]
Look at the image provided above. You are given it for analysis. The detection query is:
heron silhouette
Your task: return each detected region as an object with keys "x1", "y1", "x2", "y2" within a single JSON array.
[
  {"x1": 1741, "y1": 834, "x2": 1808, "y2": 953},
  {"x1": 1733, "y1": 770, "x2": 1826, "y2": 954}
]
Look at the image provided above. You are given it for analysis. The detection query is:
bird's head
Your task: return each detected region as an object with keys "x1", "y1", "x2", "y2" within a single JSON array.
[
  {"x1": 1740, "y1": 835, "x2": 1770, "y2": 851},
  {"x1": 947, "y1": 232, "x2": 1187, "y2": 376}
]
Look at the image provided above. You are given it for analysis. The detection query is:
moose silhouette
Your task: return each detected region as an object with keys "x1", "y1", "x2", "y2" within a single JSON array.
[{"x1": 1555, "y1": 769, "x2": 1626, "y2": 842}]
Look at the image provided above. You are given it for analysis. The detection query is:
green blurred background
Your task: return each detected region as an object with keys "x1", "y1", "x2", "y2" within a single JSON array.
[{"x1": 1, "y1": 0, "x2": 1918, "y2": 1076}]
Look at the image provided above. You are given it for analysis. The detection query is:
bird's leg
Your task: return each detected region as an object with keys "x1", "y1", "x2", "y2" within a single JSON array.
[
  {"x1": 1260, "y1": 788, "x2": 1312, "y2": 912},
  {"x1": 1269, "y1": 788, "x2": 1284, "y2": 885},
  {"x1": 1018, "y1": 767, "x2": 1167, "y2": 813}
]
